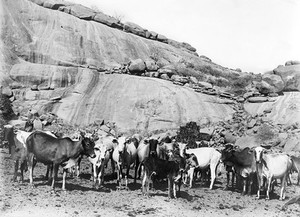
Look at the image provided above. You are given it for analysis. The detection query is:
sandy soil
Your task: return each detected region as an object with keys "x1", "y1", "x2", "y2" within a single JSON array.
[{"x1": 0, "y1": 148, "x2": 299, "y2": 217}]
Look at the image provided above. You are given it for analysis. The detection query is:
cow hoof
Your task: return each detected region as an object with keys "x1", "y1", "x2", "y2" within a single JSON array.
[{"x1": 255, "y1": 196, "x2": 260, "y2": 200}]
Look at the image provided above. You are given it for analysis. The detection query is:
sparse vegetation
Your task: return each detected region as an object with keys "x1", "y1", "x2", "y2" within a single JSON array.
[
  {"x1": 257, "y1": 124, "x2": 275, "y2": 143},
  {"x1": 176, "y1": 121, "x2": 201, "y2": 148}
]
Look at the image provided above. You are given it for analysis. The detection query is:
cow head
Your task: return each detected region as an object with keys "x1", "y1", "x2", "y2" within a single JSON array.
[
  {"x1": 254, "y1": 146, "x2": 266, "y2": 163},
  {"x1": 221, "y1": 144, "x2": 236, "y2": 162},
  {"x1": 81, "y1": 136, "x2": 96, "y2": 158},
  {"x1": 177, "y1": 142, "x2": 187, "y2": 158},
  {"x1": 24, "y1": 119, "x2": 34, "y2": 132},
  {"x1": 148, "y1": 139, "x2": 158, "y2": 157}
]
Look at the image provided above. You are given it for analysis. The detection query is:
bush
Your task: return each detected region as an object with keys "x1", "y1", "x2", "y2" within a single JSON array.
[
  {"x1": 257, "y1": 124, "x2": 275, "y2": 143},
  {"x1": 176, "y1": 122, "x2": 201, "y2": 148},
  {"x1": 0, "y1": 92, "x2": 15, "y2": 121}
]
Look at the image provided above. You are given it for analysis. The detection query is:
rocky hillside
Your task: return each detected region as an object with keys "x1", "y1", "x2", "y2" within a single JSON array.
[{"x1": 1, "y1": 0, "x2": 300, "y2": 135}]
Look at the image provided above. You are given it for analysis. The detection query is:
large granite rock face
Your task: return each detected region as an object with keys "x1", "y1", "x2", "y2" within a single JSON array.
[{"x1": 10, "y1": 71, "x2": 235, "y2": 132}]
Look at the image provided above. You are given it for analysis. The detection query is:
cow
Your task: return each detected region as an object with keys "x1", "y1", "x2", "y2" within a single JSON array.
[
  {"x1": 112, "y1": 136, "x2": 139, "y2": 190},
  {"x1": 90, "y1": 135, "x2": 118, "y2": 188},
  {"x1": 221, "y1": 146, "x2": 256, "y2": 195},
  {"x1": 4, "y1": 127, "x2": 28, "y2": 182},
  {"x1": 26, "y1": 131, "x2": 96, "y2": 191},
  {"x1": 291, "y1": 155, "x2": 300, "y2": 185},
  {"x1": 157, "y1": 138, "x2": 175, "y2": 160},
  {"x1": 222, "y1": 144, "x2": 237, "y2": 190},
  {"x1": 254, "y1": 147, "x2": 292, "y2": 200},
  {"x1": 182, "y1": 153, "x2": 199, "y2": 188},
  {"x1": 141, "y1": 139, "x2": 185, "y2": 198},
  {"x1": 186, "y1": 147, "x2": 221, "y2": 190}
]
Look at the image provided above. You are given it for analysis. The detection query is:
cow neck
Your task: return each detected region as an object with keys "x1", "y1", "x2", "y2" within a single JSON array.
[
  {"x1": 7, "y1": 130, "x2": 15, "y2": 147},
  {"x1": 70, "y1": 138, "x2": 84, "y2": 158}
]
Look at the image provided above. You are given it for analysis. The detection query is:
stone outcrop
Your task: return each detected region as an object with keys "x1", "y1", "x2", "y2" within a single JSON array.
[
  {"x1": 27, "y1": 0, "x2": 198, "y2": 55},
  {"x1": 273, "y1": 64, "x2": 300, "y2": 91}
]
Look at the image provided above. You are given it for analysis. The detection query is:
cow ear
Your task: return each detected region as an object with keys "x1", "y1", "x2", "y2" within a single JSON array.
[{"x1": 144, "y1": 139, "x2": 149, "y2": 144}]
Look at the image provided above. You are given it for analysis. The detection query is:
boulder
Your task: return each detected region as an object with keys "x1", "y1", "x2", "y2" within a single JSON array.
[
  {"x1": 235, "y1": 136, "x2": 257, "y2": 149},
  {"x1": 254, "y1": 80, "x2": 276, "y2": 95},
  {"x1": 157, "y1": 34, "x2": 168, "y2": 43},
  {"x1": 285, "y1": 60, "x2": 300, "y2": 66},
  {"x1": 33, "y1": 119, "x2": 43, "y2": 130},
  {"x1": 158, "y1": 66, "x2": 176, "y2": 77},
  {"x1": 198, "y1": 81, "x2": 212, "y2": 89},
  {"x1": 199, "y1": 55, "x2": 212, "y2": 62},
  {"x1": 128, "y1": 59, "x2": 146, "y2": 74},
  {"x1": 145, "y1": 60, "x2": 158, "y2": 71},
  {"x1": 10, "y1": 82, "x2": 23, "y2": 89},
  {"x1": 247, "y1": 96, "x2": 268, "y2": 103},
  {"x1": 123, "y1": 22, "x2": 146, "y2": 37},
  {"x1": 189, "y1": 76, "x2": 198, "y2": 84},
  {"x1": 160, "y1": 74, "x2": 169, "y2": 80},
  {"x1": 247, "y1": 119, "x2": 257, "y2": 129},
  {"x1": 167, "y1": 39, "x2": 181, "y2": 49},
  {"x1": 283, "y1": 135, "x2": 300, "y2": 153},
  {"x1": 222, "y1": 132, "x2": 237, "y2": 144},
  {"x1": 170, "y1": 75, "x2": 189, "y2": 84},
  {"x1": 262, "y1": 73, "x2": 284, "y2": 93},
  {"x1": 31, "y1": 85, "x2": 38, "y2": 91},
  {"x1": 43, "y1": 1, "x2": 71, "y2": 10},
  {"x1": 181, "y1": 42, "x2": 197, "y2": 52},
  {"x1": 149, "y1": 31, "x2": 158, "y2": 40},
  {"x1": 93, "y1": 12, "x2": 123, "y2": 29},
  {"x1": 273, "y1": 64, "x2": 300, "y2": 91},
  {"x1": 66, "y1": 4, "x2": 96, "y2": 20},
  {"x1": 2, "y1": 87, "x2": 13, "y2": 97}
]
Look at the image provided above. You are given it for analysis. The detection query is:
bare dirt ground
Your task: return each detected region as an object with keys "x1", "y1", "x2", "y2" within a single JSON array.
[{"x1": 0, "y1": 147, "x2": 299, "y2": 217}]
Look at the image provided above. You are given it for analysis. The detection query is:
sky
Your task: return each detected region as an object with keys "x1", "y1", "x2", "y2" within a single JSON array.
[{"x1": 68, "y1": 0, "x2": 300, "y2": 73}]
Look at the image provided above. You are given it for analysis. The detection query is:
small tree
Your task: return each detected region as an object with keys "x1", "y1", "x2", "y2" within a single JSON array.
[{"x1": 176, "y1": 122, "x2": 201, "y2": 148}]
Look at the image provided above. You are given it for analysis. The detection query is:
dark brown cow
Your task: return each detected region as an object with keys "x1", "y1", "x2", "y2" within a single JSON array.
[
  {"x1": 221, "y1": 146, "x2": 256, "y2": 195},
  {"x1": 142, "y1": 139, "x2": 185, "y2": 198},
  {"x1": 26, "y1": 131, "x2": 96, "y2": 191}
]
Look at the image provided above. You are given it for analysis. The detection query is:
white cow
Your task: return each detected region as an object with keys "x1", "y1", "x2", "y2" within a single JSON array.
[
  {"x1": 89, "y1": 135, "x2": 117, "y2": 188},
  {"x1": 254, "y1": 147, "x2": 292, "y2": 200},
  {"x1": 185, "y1": 147, "x2": 221, "y2": 189},
  {"x1": 112, "y1": 136, "x2": 138, "y2": 189}
]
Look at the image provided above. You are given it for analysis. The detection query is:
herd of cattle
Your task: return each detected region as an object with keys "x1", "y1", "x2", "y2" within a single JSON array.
[{"x1": 2, "y1": 124, "x2": 300, "y2": 203}]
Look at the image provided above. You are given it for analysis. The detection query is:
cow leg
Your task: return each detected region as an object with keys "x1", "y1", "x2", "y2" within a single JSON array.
[
  {"x1": 173, "y1": 179, "x2": 177, "y2": 199},
  {"x1": 247, "y1": 174, "x2": 254, "y2": 195},
  {"x1": 92, "y1": 163, "x2": 97, "y2": 188},
  {"x1": 27, "y1": 154, "x2": 35, "y2": 187},
  {"x1": 51, "y1": 164, "x2": 59, "y2": 191},
  {"x1": 12, "y1": 160, "x2": 19, "y2": 182},
  {"x1": 209, "y1": 163, "x2": 217, "y2": 190},
  {"x1": 231, "y1": 172, "x2": 235, "y2": 189},
  {"x1": 168, "y1": 176, "x2": 172, "y2": 198},
  {"x1": 62, "y1": 168, "x2": 67, "y2": 191},
  {"x1": 241, "y1": 178, "x2": 247, "y2": 196},
  {"x1": 266, "y1": 177, "x2": 272, "y2": 200},
  {"x1": 134, "y1": 159, "x2": 139, "y2": 183},
  {"x1": 280, "y1": 175, "x2": 287, "y2": 201},
  {"x1": 125, "y1": 166, "x2": 130, "y2": 190},
  {"x1": 76, "y1": 156, "x2": 82, "y2": 178},
  {"x1": 297, "y1": 171, "x2": 300, "y2": 185},
  {"x1": 189, "y1": 168, "x2": 194, "y2": 188}
]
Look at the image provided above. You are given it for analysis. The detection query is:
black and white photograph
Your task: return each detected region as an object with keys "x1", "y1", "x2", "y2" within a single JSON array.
[{"x1": 0, "y1": 0, "x2": 300, "y2": 216}]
